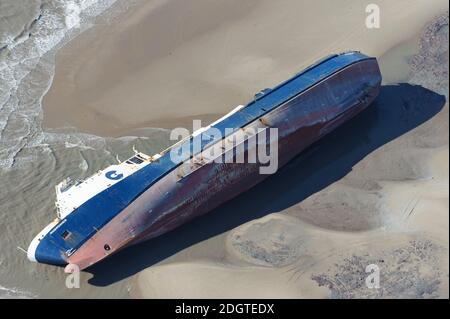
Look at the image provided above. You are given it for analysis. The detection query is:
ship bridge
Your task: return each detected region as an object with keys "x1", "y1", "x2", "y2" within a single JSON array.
[{"x1": 55, "y1": 152, "x2": 153, "y2": 219}]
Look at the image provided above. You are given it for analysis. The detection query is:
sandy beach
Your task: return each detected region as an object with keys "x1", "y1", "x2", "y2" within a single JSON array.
[
  {"x1": 0, "y1": 0, "x2": 446, "y2": 299},
  {"x1": 43, "y1": 0, "x2": 449, "y2": 298},
  {"x1": 42, "y1": 0, "x2": 450, "y2": 298},
  {"x1": 43, "y1": 0, "x2": 448, "y2": 137}
]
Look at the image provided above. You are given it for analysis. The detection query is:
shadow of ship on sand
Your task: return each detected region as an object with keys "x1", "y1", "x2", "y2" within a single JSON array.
[{"x1": 86, "y1": 83, "x2": 446, "y2": 286}]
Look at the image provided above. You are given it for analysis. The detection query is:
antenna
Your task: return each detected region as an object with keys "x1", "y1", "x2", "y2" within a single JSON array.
[
  {"x1": 133, "y1": 145, "x2": 138, "y2": 154},
  {"x1": 17, "y1": 246, "x2": 27, "y2": 255},
  {"x1": 116, "y1": 154, "x2": 121, "y2": 164}
]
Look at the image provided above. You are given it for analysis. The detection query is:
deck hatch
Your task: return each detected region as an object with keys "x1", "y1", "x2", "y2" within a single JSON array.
[{"x1": 61, "y1": 230, "x2": 71, "y2": 240}]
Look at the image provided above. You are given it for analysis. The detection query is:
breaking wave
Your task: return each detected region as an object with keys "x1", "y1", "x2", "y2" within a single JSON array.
[{"x1": 0, "y1": 0, "x2": 120, "y2": 171}]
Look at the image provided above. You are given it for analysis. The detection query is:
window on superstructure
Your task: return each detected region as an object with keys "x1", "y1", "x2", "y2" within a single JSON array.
[
  {"x1": 61, "y1": 230, "x2": 71, "y2": 240},
  {"x1": 129, "y1": 156, "x2": 144, "y2": 164}
]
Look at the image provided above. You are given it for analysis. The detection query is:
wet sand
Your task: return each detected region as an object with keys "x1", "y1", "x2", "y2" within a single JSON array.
[
  {"x1": 35, "y1": 0, "x2": 449, "y2": 298},
  {"x1": 43, "y1": 0, "x2": 448, "y2": 136}
]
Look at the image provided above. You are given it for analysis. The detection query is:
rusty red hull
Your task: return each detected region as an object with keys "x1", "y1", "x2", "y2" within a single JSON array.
[{"x1": 66, "y1": 58, "x2": 381, "y2": 270}]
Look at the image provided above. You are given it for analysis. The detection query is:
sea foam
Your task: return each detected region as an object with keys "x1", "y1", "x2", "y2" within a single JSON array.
[{"x1": 0, "y1": 0, "x2": 119, "y2": 170}]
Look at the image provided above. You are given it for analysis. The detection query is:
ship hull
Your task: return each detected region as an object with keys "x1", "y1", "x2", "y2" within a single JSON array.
[{"x1": 66, "y1": 58, "x2": 381, "y2": 270}]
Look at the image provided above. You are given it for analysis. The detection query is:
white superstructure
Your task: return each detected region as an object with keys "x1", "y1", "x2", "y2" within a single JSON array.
[{"x1": 55, "y1": 152, "x2": 152, "y2": 219}]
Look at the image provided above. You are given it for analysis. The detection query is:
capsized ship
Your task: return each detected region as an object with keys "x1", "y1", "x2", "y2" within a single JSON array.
[{"x1": 28, "y1": 52, "x2": 382, "y2": 270}]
